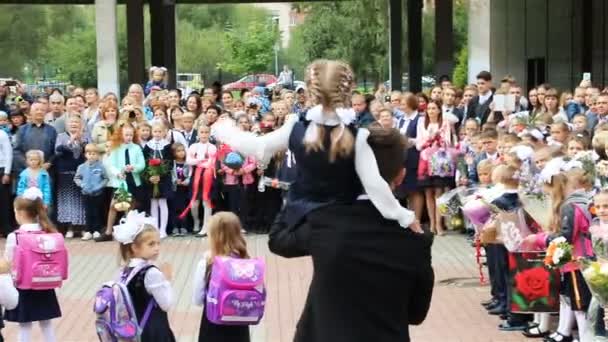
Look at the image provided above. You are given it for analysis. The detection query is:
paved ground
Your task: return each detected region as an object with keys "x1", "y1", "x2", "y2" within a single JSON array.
[{"x1": 1, "y1": 232, "x2": 535, "y2": 341}]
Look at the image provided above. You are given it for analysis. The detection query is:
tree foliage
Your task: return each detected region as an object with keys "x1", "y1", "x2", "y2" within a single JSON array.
[{"x1": 220, "y1": 21, "x2": 279, "y2": 76}]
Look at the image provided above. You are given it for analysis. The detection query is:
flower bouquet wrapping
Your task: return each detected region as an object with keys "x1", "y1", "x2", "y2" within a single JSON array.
[
  {"x1": 544, "y1": 237, "x2": 573, "y2": 269},
  {"x1": 495, "y1": 209, "x2": 536, "y2": 252},
  {"x1": 113, "y1": 186, "x2": 132, "y2": 212},
  {"x1": 581, "y1": 258, "x2": 608, "y2": 307},
  {"x1": 143, "y1": 157, "x2": 168, "y2": 198},
  {"x1": 509, "y1": 252, "x2": 560, "y2": 313},
  {"x1": 436, "y1": 187, "x2": 463, "y2": 217}
]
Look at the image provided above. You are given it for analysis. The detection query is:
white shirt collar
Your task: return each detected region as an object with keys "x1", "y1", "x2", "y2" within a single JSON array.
[
  {"x1": 486, "y1": 152, "x2": 498, "y2": 160},
  {"x1": 479, "y1": 91, "x2": 493, "y2": 104},
  {"x1": 19, "y1": 223, "x2": 41, "y2": 232},
  {"x1": 127, "y1": 258, "x2": 149, "y2": 267},
  {"x1": 305, "y1": 105, "x2": 356, "y2": 126}
]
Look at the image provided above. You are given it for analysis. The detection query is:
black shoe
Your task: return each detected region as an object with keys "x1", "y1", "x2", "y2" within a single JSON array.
[
  {"x1": 485, "y1": 301, "x2": 501, "y2": 310},
  {"x1": 498, "y1": 320, "x2": 528, "y2": 331},
  {"x1": 499, "y1": 313, "x2": 509, "y2": 320},
  {"x1": 94, "y1": 234, "x2": 113, "y2": 242},
  {"x1": 481, "y1": 298, "x2": 496, "y2": 307},
  {"x1": 487, "y1": 306, "x2": 507, "y2": 315},
  {"x1": 543, "y1": 332, "x2": 573, "y2": 342},
  {"x1": 522, "y1": 326, "x2": 549, "y2": 338}
]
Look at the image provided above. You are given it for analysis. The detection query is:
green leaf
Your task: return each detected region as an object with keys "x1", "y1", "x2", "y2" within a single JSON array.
[{"x1": 512, "y1": 293, "x2": 528, "y2": 310}]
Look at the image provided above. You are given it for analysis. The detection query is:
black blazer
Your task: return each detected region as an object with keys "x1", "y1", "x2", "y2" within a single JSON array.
[
  {"x1": 294, "y1": 201, "x2": 435, "y2": 342},
  {"x1": 466, "y1": 94, "x2": 494, "y2": 125}
]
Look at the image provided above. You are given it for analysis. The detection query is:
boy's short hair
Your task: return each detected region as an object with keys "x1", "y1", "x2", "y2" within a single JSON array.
[
  {"x1": 181, "y1": 112, "x2": 195, "y2": 120},
  {"x1": 482, "y1": 123, "x2": 497, "y2": 132},
  {"x1": 476, "y1": 71, "x2": 492, "y2": 82},
  {"x1": 499, "y1": 133, "x2": 521, "y2": 145},
  {"x1": 367, "y1": 123, "x2": 407, "y2": 184},
  {"x1": 573, "y1": 113, "x2": 588, "y2": 122},
  {"x1": 492, "y1": 164, "x2": 518, "y2": 187},
  {"x1": 84, "y1": 143, "x2": 99, "y2": 154},
  {"x1": 479, "y1": 129, "x2": 498, "y2": 141}
]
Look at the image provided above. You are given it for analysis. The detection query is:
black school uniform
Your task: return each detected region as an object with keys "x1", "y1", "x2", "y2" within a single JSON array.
[
  {"x1": 143, "y1": 140, "x2": 174, "y2": 200},
  {"x1": 127, "y1": 265, "x2": 176, "y2": 342},
  {"x1": 5, "y1": 289, "x2": 61, "y2": 323}
]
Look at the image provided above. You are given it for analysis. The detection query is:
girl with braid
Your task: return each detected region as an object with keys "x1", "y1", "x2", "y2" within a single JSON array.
[
  {"x1": 214, "y1": 60, "x2": 420, "y2": 245},
  {"x1": 216, "y1": 60, "x2": 421, "y2": 243}
]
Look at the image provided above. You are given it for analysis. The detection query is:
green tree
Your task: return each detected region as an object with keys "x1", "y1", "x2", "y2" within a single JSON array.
[
  {"x1": 221, "y1": 21, "x2": 279, "y2": 76},
  {"x1": 452, "y1": 45, "x2": 468, "y2": 88}
]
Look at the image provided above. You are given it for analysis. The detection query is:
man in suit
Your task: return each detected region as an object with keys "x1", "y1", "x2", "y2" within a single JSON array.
[
  {"x1": 293, "y1": 124, "x2": 434, "y2": 342},
  {"x1": 467, "y1": 70, "x2": 495, "y2": 125},
  {"x1": 442, "y1": 86, "x2": 465, "y2": 130}
]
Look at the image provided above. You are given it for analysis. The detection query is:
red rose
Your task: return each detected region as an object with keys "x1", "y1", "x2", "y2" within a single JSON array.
[
  {"x1": 149, "y1": 159, "x2": 162, "y2": 167},
  {"x1": 514, "y1": 267, "x2": 550, "y2": 301}
]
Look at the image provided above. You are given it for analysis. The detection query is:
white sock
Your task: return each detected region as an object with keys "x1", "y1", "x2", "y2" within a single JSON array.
[
  {"x1": 18, "y1": 322, "x2": 32, "y2": 342},
  {"x1": 158, "y1": 198, "x2": 168, "y2": 236},
  {"x1": 39, "y1": 320, "x2": 56, "y2": 342},
  {"x1": 191, "y1": 201, "x2": 200, "y2": 231},
  {"x1": 557, "y1": 296, "x2": 575, "y2": 336},
  {"x1": 538, "y1": 312, "x2": 550, "y2": 332},
  {"x1": 575, "y1": 310, "x2": 591, "y2": 342},
  {"x1": 201, "y1": 202, "x2": 212, "y2": 233}
]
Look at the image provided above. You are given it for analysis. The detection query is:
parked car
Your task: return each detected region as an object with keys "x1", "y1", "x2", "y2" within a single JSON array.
[
  {"x1": 266, "y1": 80, "x2": 305, "y2": 91},
  {"x1": 223, "y1": 74, "x2": 277, "y2": 92}
]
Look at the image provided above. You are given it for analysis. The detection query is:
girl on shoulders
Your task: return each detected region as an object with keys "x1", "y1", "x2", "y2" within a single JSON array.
[
  {"x1": 113, "y1": 211, "x2": 175, "y2": 341},
  {"x1": 192, "y1": 212, "x2": 250, "y2": 342},
  {"x1": 5, "y1": 188, "x2": 60, "y2": 342},
  {"x1": 16, "y1": 150, "x2": 51, "y2": 208}
]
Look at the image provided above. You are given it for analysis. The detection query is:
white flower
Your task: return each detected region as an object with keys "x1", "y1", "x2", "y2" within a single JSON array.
[
  {"x1": 600, "y1": 264, "x2": 608, "y2": 276},
  {"x1": 553, "y1": 248, "x2": 565, "y2": 265},
  {"x1": 553, "y1": 237, "x2": 567, "y2": 244}
]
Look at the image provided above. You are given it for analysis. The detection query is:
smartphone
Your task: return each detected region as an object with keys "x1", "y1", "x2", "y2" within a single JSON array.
[{"x1": 583, "y1": 73, "x2": 591, "y2": 82}]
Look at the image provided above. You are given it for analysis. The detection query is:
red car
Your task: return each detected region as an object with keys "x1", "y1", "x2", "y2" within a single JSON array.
[{"x1": 223, "y1": 74, "x2": 277, "y2": 92}]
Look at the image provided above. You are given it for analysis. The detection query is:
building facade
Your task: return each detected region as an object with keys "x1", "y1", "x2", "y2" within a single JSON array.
[{"x1": 469, "y1": 0, "x2": 608, "y2": 91}]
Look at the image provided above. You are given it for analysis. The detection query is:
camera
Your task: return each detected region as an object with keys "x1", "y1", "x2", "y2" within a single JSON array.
[{"x1": 384, "y1": 95, "x2": 391, "y2": 102}]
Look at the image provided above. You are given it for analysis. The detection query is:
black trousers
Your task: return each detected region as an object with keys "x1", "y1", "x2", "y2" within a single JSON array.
[
  {"x1": 83, "y1": 193, "x2": 104, "y2": 233},
  {"x1": 223, "y1": 184, "x2": 242, "y2": 216},
  {"x1": 0, "y1": 169, "x2": 11, "y2": 236}
]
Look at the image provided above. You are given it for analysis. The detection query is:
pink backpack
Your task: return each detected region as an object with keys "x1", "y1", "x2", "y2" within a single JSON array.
[
  {"x1": 205, "y1": 256, "x2": 266, "y2": 325},
  {"x1": 12, "y1": 230, "x2": 68, "y2": 290}
]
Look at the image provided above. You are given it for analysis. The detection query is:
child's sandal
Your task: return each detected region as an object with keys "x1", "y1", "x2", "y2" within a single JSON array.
[{"x1": 543, "y1": 332, "x2": 573, "y2": 342}]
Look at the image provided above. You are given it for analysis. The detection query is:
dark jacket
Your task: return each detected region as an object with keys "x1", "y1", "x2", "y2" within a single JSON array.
[
  {"x1": 294, "y1": 200, "x2": 434, "y2": 342},
  {"x1": 466, "y1": 94, "x2": 494, "y2": 125},
  {"x1": 13, "y1": 122, "x2": 57, "y2": 174},
  {"x1": 356, "y1": 110, "x2": 376, "y2": 128}
]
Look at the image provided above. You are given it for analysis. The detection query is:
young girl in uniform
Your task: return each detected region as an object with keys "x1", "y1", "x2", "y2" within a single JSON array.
[
  {"x1": 96, "y1": 121, "x2": 146, "y2": 242},
  {"x1": 112, "y1": 210, "x2": 175, "y2": 341},
  {"x1": 171, "y1": 143, "x2": 192, "y2": 235},
  {"x1": 192, "y1": 212, "x2": 250, "y2": 342},
  {"x1": 526, "y1": 159, "x2": 595, "y2": 342},
  {"x1": 143, "y1": 120, "x2": 173, "y2": 239},
  {"x1": 5, "y1": 188, "x2": 61, "y2": 342},
  {"x1": 214, "y1": 60, "x2": 419, "y2": 235},
  {"x1": 184, "y1": 124, "x2": 217, "y2": 236}
]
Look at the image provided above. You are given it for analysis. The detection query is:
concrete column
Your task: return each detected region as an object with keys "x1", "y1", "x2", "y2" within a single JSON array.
[
  {"x1": 467, "y1": 0, "x2": 491, "y2": 83},
  {"x1": 95, "y1": 0, "x2": 119, "y2": 96},
  {"x1": 388, "y1": 0, "x2": 403, "y2": 91},
  {"x1": 150, "y1": 0, "x2": 177, "y2": 89}
]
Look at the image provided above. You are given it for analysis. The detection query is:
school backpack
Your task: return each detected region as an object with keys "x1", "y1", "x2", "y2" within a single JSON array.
[
  {"x1": 12, "y1": 230, "x2": 68, "y2": 290},
  {"x1": 205, "y1": 256, "x2": 266, "y2": 325},
  {"x1": 94, "y1": 264, "x2": 156, "y2": 342}
]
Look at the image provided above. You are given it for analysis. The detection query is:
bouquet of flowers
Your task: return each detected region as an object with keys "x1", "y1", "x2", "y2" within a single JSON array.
[
  {"x1": 113, "y1": 186, "x2": 133, "y2": 212},
  {"x1": 544, "y1": 237, "x2": 573, "y2": 269},
  {"x1": 143, "y1": 157, "x2": 169, "y2": 198},
  {"x1": 591, "y1": 223, "x2": 608, "y2": 259},
  {"x1": 436, "y1": 187, "x2": 463, "y2": 217},
  {"x1": 597, "y1": 160, "x2": 608, "y2": 188},
  {"x1": 581, "y1": 258, "x2": 608, "y2": 306}
]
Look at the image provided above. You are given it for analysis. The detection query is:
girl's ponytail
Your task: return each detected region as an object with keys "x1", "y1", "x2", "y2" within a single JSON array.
[{"x1": 36, "y1": 199, "x2": 57, "y2": 233}]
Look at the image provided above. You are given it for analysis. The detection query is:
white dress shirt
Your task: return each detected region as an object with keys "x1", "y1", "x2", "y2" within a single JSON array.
[
  {"x1": 0, "y1": 130, "x2": 12, "y2": 175},
  {"x1": 126, "y1": 258, "x2": 174, "y2": 312}
]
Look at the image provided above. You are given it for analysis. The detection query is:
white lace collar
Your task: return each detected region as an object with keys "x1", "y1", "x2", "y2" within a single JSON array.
[
  {"x1": 127, "y1": 258, "x2": 150, "y2": 267},
  {"x1": 305, "y1": 105, "x2": 356, "y2": 126},
  {"x1": 19, "y1": 223, "x2": 41, "y2": 232},
  {"x1": 146, "y1": 138, "x2": 170, "y2": 150}
]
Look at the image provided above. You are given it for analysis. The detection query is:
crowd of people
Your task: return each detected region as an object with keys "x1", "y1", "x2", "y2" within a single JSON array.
[{"x1": 2, "y1": 54, "x2": 608, "y2": 342}]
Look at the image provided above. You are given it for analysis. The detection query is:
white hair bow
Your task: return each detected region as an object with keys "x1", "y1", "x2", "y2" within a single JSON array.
[
  {"x1": 539, "y1": 157, "x2": 565, "y2": 184},
  {"x1": 510, "y1": 145, "x2": 534, "y2": 162},
  {"x1": 22, "y1": 187, "x2": 43, "y2": 201},
  {"x1": 112, "y1": 210, "x2": 157, "y2": 245}
]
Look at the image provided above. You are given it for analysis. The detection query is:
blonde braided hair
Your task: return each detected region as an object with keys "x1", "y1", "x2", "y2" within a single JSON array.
[{"x1": 304, "y1": 60, "x2": 356, "y2": 162}]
